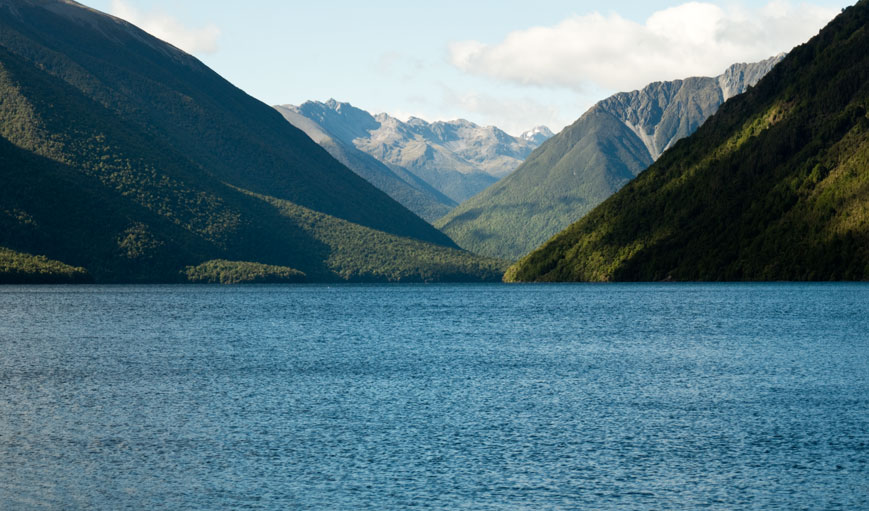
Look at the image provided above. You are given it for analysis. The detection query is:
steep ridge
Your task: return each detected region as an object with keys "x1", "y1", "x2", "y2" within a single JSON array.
[
  {"x1": 281, "y1": 100, "x2": 551, "y2": 204},
  {"x1": 437, "y1": 56, "x2": 784, "y2": 260},
  {"x1": 0, "y1": 0, "x2": 506, "y2": 282},
  {"x1": 506, "y1": 2, "x2": 869, "y2": 282},
  {"x1": 275, "y1": 104, "x2": 457, "y2": 222}
]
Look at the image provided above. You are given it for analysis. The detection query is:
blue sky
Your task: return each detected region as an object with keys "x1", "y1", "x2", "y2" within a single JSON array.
[{"x1": 80, "y1": 0, "x2": 851, "y2": 134}]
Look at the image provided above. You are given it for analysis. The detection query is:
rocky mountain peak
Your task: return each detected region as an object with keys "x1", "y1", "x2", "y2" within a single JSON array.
[
  {"x1": 520, "y1": 126, "x2": 554, "y2": 145},
  {"x1": 405, "y1": 116, "x2": 429, "y2": 129},
  {"x1": 718, "y1": 54, "x2": 786, "y2": 101},
  {"x1": 290, "y1": 100, "x2": 379, "y2": 144},
  {"x1": 596, "y1": 55, "x2": 787, "y2": 160},
  {"x1": 281, "y1": 101, "x2": 553, "y2": 203}
]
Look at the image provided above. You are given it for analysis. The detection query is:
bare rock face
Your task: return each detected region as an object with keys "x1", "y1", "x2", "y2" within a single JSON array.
[
  {"x1": 279, "y1": 100, "x2": 552, "y2": 204},
  {"x1": 597, "y1": 54, "x2": 786, "y2": 161},
  {"x1": 718, "y1": 56, "x2": 786, "y2": 101}
]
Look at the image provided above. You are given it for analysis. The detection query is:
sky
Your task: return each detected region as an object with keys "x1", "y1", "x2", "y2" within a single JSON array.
[{"x1": 79, "y1": 0, "x2": 852, "y2": 135}]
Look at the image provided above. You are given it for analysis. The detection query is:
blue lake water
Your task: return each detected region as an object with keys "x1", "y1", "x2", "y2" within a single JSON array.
[{"x1": 0, "y1": 283, "x2": 867, "y2": 510}]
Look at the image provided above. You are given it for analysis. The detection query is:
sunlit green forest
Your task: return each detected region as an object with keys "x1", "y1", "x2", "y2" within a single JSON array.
[{"x1": 507, "y1": 1, "x2": 869, "y2": 282}]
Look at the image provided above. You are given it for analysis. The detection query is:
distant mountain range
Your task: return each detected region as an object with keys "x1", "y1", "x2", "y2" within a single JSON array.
[
  {"x1": 437, "y1": 55, "x2": 785, "y2": 260},
  {"x1": 506, "y1": 1, "x2": 869, "y2": 282},
  {"x1": 0, "y1": 0, "x2": 505, "y2": 283},
  {"x1": 274, "y1": 103, "x2": 457, "y2": 222},
  {"x1": 277, "y1": 100, "x2": 552, "y2": 214}
]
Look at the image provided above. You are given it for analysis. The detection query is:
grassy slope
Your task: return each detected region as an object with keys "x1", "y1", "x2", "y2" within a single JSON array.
[{"x1": 506, "y1": 2, "x2": 869, "y2": 282}]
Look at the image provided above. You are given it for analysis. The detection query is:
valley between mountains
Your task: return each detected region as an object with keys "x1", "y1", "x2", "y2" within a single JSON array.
[{"x1": 1, "y1": 0, "x2": 867, "y2": 283}]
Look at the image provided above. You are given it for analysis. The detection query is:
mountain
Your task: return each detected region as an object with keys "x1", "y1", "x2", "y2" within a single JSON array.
[
  {"x1": 505, "y1": 2, "x2": 869, "y2": 282},
  {"x1": 436, "y1": 55, "x2": 785, "y2": 260},
  {"x1": 274, "y1": 104, "x2": 457, "y2": 222},
  {"x1": 520, "y1": 126, "x2": 555, "y2": 145},
  {"x1": 0, "y1": 0, "x2": 506, "y2": 283},
  {"x1": 279, "y1": 100, "x2": 551, "y2": 204}
]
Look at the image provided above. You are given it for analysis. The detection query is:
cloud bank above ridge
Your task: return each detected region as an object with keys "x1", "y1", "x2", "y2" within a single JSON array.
[{"x1": 449, "y1": 1, "x2": 840, "y2": 92}]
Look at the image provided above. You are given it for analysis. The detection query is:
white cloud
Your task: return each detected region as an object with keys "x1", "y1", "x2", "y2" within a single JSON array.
[
  {"x1": 449, "y1": 1, "x2": 839, "y2": 92},
  {"x1": 110, "y1": 0, "x2": 220, "y2": 55}
]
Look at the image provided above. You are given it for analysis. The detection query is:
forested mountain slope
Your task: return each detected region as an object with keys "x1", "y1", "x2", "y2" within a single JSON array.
[
  {"x1": 0, "y1": 0, "x2": 505, "y2": 283},
  {"x1": 506, "y1": 2, "x2": 869, "y2": 282},
  {"x1": 438, "y1": 57, "x2": 783, "y2": 260}
]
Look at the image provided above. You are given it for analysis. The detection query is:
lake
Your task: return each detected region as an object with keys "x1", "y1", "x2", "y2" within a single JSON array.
[{"x1": 0, "y1": 283, "x2": 867, "y2": 510}]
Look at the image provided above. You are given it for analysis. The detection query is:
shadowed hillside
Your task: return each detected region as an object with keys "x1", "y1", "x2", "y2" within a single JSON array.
[{"x1": 0, "y1": 0, "x2": 506, "y2": 283}]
